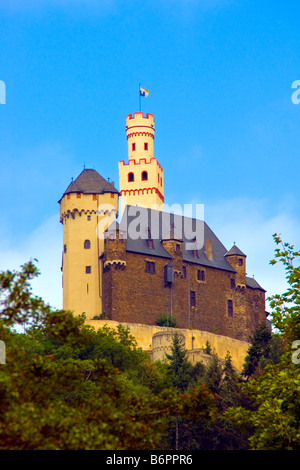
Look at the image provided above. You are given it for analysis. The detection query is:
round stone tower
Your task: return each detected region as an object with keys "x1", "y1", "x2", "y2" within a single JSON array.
[{"x1": 59, "y1": 168, "x2": 119, "y2": 319}]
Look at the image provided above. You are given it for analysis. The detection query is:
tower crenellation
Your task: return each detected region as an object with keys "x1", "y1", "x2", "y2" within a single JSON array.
[
  {"x1": 59, "y1": 112, "x2": 268, "y2": 346},
  {"x1": 59, "y1": 169, "x2": 119, "y2": 320},
  {"x1": 119, "y1": 112, "x2": 164, "y2": 214}
]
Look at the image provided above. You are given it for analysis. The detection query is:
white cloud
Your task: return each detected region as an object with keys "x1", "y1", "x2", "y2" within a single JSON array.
[
  {"x1": 1, "y1": 194, "x2": 298, "y2": 321},
  {"x1": 204, "y1": 196, "x2": 300, "y2": 307},
  {"x1": 0, "y1": 214, "x2": 63, "y2": 311}
]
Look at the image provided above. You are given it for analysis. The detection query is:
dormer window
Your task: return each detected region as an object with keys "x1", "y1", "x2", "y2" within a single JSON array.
[
  {"x1": 128, "y1": 172, "x2": 134, "y2": 182},
  {"x1": 146, "y1": 228, "x2": 154, "y2": 249},
  {"x1": 142, "y1": 171, "x2": 148, "y2": 181}
]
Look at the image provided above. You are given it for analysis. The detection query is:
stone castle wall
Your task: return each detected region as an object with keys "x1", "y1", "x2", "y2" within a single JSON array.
[
  {"x1": 86, "y1": 319, "x2": 249, "y2": 371},
  {"x1": 102, "y1": 236, "x2": 266, "y2": 342}
]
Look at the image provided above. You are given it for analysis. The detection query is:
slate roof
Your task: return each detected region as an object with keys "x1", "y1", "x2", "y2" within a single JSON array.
[
  {"x1": 118, "y1": 206, "x2": 236, "y2": 271},
  {"x1": 106, "y1": 205, "x2": 266, "y2": 291},
  {"x1": 225, "y1": 245, "x2": 247, "y2": 257},
  {"x1": 60, "y1": 169, "x2": 119, "y2": 201},
  {"x1": 245, "y1": 276, "x2": 266, "y2": 292}
]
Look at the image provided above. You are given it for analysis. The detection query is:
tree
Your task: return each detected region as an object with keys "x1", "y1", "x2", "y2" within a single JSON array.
[
  {"x1": 204, "y1": 353, "x2": 223, "y2": 395},
  {"x1": 204, "y1": 340, "x2": 212, "y2": 355},
  {"x1": 165, "y1": 333, "x2": 192, "y2": 393},
  {"x1": 220, "y1": 352, "x2": 241, "y2": 409},
  {"x1": 0, "y1": 261, "x2": 216, "y2": 450},
  {"x1": 224, "y1": 235, "x2": 300, "y2": 450},
  {"x1": 242, "y1": 322, "x2": 272, "y2": 380}
]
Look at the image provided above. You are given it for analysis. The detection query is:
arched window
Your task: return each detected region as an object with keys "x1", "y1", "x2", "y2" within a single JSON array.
[
  {"x1": 128, "y1": 172, "x2": 134, "y2": 182},
  {"x1": 142, "y1": 171, "x2": 148, "y2": 181},
  {"x1": 84, "y1": 239, "x2": 91, "y2": 249}
]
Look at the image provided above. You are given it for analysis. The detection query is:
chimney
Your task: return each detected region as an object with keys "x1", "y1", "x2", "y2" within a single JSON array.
[{"x1": 205, "y1": 239, "x2": 213, "y2": 260}]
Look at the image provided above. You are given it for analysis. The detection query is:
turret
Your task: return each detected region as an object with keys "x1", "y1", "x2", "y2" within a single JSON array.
[
  {"x1": 225, "y1": 244, "x2": 246, "y2": 287},
  {"x1": 59, "y1": 168, "x2": 119, "y2": 319},
  {"x1": 119, "y1": 112, "x2": 164, "y2": 214}
]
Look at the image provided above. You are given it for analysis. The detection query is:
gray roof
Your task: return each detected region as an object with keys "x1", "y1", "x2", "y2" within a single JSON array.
[
  {"x1": 119, "y1": 205, "x2": 237, "y2": 272},
  {"x1": 107, "y1": 205, "x2": 265, "y2": 290},
  {"x1": 60, "y1": 169, "x2": 119, "y2": 201},
  {"x1": 225, "y1": 245, "x2": 246, "y2": 257},
  {"x1": 245, "y1": 276, "x2": 266, "y2": 292}
]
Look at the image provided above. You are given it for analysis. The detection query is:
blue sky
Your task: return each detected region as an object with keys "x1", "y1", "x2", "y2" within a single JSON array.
[{"x1": 0, "y1": 0, "x2": 300, "y2": 310}]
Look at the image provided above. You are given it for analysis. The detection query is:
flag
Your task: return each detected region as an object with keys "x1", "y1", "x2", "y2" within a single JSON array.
[{"x1": 140, "y1": 86, "x2": 149, "y2": 97}]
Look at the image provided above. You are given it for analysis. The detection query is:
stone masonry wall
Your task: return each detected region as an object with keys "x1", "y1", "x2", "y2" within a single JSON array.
[{"x1": 102, "y1": 236, "x2": 266, "y2": 342}]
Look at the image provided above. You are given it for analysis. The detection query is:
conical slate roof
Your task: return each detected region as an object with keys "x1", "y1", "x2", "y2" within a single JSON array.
[
  {"x1": 225, "y1": 244, "x2": 246, "y2": 257},
  {"x1": 60, "y1": 169, "x2": 119, "y2": 200}
]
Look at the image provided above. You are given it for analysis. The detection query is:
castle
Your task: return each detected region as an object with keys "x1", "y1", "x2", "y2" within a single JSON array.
[{"x1": 59, "y1": 112, "x2": 268, "y2": 367}]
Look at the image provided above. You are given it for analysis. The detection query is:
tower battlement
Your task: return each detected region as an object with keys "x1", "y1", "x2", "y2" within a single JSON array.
[
  {"x1": 126, "y1": 112, "x2": 155, "y2": 127},
  {"x1": 119, "y1": 112, "x2": 164, "y2": 214},
  {"x1": 126, "y1": 113, "x2": 155, "y2": 140},
  {"x1": 119, "y1": 157, "x2": 163, "y2": 172}
]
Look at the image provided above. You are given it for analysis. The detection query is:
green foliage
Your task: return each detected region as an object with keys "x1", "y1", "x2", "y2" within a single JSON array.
[
  {"x1": 92, "y1": 312, "x2": 107, "y2": 320},
  {"x1": 165, "y1": 333, "x2": 193, "y2": 392},
  {"x1": 204, "y1": 353, "x2": 223, "y2": 395},
  {"x1": 242, "y1": 322, "x2": 272, "y2": 380},
  {"x1": 0, "y1": 260, "x2": 50, "y2": 327},
  {"x1": 0, "y1": 261, "x2": 216, "y2": 450},
  {"x1": 224, "y1": 235, "x2": 300, "y2": 450},
  {"x1": 268, "y1": 234, "x2": 300, "y2": 344},
  {"x1": 156, "y1": 314, "x2": 178, "y2": 328},
  {"x1": 204, "y1": 340, "x2": 212, "y2": 355}
]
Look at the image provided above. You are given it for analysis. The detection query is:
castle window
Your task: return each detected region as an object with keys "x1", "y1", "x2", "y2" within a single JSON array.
[
  {"x1": 182, "y1": 266, "x2": 186, "y2": 279},
  {"x1": 77, "y1": 193, "x2": 81, "y2": 199},
  {"x1": 238, "y1": 258, "x2": 243, "y2": 266},
  {"x1": 145, "y1": 261, "x2": 155, "y2": 273},
  {"x1": 64, "y1": 244, "x2": 67, "y2": 253},
  {"x1": 128, "y1": 172, "x2": 134, "y2": 182},
  {"x1": 84, "y1": 239, "x2": 91, "y2": 249},
  {"x1": 142, "y1": 171, "x2": 148, "y2": 181},
  {"x1": 132, "y1": 143, "x2": 136, "y2": 151},
  {"x1": 190, "y1": 290, "x2": 196, "y2": 308},
  {"x1": 228, "y1": 299, "x2": 233, "y2": 317},
  {"x1": 230, "y1": 278, "x2": 236, "y2": 289},
  {"x1": 144, "y1": 142, "x2": 148, "y2": 150},
  {"x1": 111, "y1": 193, "x2": 115, "y2": 198},
  {"x1": 86, "y1": 266, "x2": 91, "y2": 274},
  {"x1": 87, "y1": 215, "x2": 91, "y2": 221},
  {"x1": 197, "y1": 269, "x2": 205, "y2": 281},
  {"x1": 176, "y1": 244, "x2": 181, "y2": 254},
  {"x1": 93, "y1": 194, "x2": 97, "y2": 201},
  {"x1": 193, "y1": 249, "x2": 199, "y2": 258}
]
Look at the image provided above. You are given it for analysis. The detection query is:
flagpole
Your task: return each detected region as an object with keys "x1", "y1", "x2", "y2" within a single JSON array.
[{"x1": 139, "y1": 83, "x2": 141, "y2": 112}]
